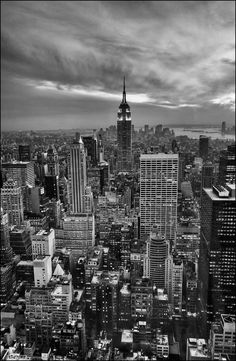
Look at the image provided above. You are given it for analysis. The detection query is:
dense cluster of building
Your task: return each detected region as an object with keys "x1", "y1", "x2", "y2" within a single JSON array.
[{"x1": 1, "y1": 81, "x2": 235, "y2": 360}]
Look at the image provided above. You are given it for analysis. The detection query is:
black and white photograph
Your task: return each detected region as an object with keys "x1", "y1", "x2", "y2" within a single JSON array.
[{"x1": 1, "y1": 1, "x2": 235, "y2": 360}]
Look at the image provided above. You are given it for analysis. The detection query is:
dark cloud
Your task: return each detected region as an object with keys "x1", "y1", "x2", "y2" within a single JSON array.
[{"x1": 1, "y1": 1, "x2": 235, "y2": 130}]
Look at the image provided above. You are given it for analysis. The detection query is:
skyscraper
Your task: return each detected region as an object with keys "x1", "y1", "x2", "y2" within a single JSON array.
[
  {"x1": 1, "y1": 179, "x2": 24, "y2": 226},
  {"x1": 46, "y1": 144, "x2": 59, "y2": 176},
  {"x1": 44, "y1": 145, "x2": 59, "y2": 200},
  {"x1": 19, "y1": 144, "x2": 31, "y2": 162},
  {"x1": 0, "y1": 209, "x2": 14, "y2": 265},
  {"x1": 82, "y1": 131, "x2": 98, "y2": 167},
  {"x1": 2, "y1": 161, "x2": 35, "y2": 188},
  {"x1": 199, "y1": 183, "x2": 236, "y2": 327},
  {"x1": 165, "y1": 253, "x2": 183, "y2": 315},
  {"x1": 140, "y1": 153, "x2": 178, "y2": 242},
  {"x1": 218, "y1": 143, "x2": 236, "y2": 184},
  {"x1": 201, "y1": 162, "x2": 214, "y2": 189},
  {"x1": 117, "y1": 77, "x2": 132, "y2": 172},
  {"x1": 68, "y1": 133, "x2": 87, "y2": 214},
  {"x1": 199, "y1": 135, "x2": 209, "y2": 160},
  {"x1": 144, "y1": 225, "x2": 169, "y2": 288}
]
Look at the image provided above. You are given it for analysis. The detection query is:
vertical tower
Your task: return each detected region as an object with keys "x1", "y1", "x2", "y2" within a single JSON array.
[
  {"x1": 165, "y1": 254, "x2": 183, "y2": 315},
  {"x1": 140, "y1": 153, "x2": 178, "y2": 242},
  {"x1": 46, "y1": 144, "x2": 59, "y2": 176},
  {"x1": 1, "y1": 179, "x2": 24, "y2": 226},
  {"x1": 144, "y1": 225, "x2": 169, "y2": 288},
  {"x1": 68, "y1": 133, "x2": 87, "y2": 214},
  {"x1": 201, "y1": 162, "x2": 214, "y2": 189},
  {"x1": 218, "y1": 143, "x2": 236, "y2": 184},
  {"x1": 82, "y1": 133, "x2": 98, "y2": 167},
  {"x1": 117, "y1": 77, "x2": 132, "y2": 172},
  {"x1": 199, "y1": 135, "x2": 209, "y2": 160},
  {"x1": 199, "y1": 184, "x2": 236, "y2": 327},
  {"x1": 19, "y1": 144, "x2": 31, "y2": 162},
  {"x1": 44, "y1": 145, "x2": 59, "y2": 200},
  {"x1": 0, "y1": 209, "x2": 14, "y2": 265}
]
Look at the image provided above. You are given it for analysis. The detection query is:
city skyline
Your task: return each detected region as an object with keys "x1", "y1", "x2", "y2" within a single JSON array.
[{"x1": 2, "y1": 1, "x2": 235, "y2": 131}]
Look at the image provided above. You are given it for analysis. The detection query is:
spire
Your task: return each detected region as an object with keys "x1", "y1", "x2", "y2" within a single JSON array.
[{"x1": 122, "y1": 76, "x2": 126, "y2": 103}]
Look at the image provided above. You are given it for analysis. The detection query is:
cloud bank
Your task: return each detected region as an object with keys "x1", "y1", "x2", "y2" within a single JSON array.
[{"x1": 1, "y1": 1, "x2": 235, "y2": 130}]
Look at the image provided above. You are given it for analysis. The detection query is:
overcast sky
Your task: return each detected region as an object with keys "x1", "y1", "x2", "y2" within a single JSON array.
[{"x1": 1, "y1": 1, "x2": 235, "y2": 131}]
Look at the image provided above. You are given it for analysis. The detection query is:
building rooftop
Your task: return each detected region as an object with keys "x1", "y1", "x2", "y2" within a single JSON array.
[
  {"x1": 121, "y1": 330, "x2": 133, "y2": 344},
  {"x1": 51, "y1": 285, "x2": 65, "y2": 296},
  {"x1": 156, "y1": 335, "x2": 168, "y2": 345},
  {"x1": 140, "y1": 153, "x2": 178, "y2": 160},
  {"x1": 204, "y1": 183, "x2": 235, "y2": 201},
  {"x1": 189, "y1": 347, "x2": 209, "y2": 359},
  {"x1": 35, "y1": 229, "x2": 53, "y2": 236},
  {"x1": 120, "y1": 284, "x2": 130, "y2": 295},
  {"x1": 10, "y1": 227, "x2": 25, "y2": 234},
  {"x1": 91, "y1": 271, "x2": 120, "y2": 285},
  {"x1": 33, "y1": 255, "x2": 50, "y2": 261},
  {"x1": 16, "y1": 260, "x2": 33, "y2": 267}
]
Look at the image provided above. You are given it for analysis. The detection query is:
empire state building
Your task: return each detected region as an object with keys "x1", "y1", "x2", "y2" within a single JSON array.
[{"x1": 117, "y1": 77, "x2": 132, "y2": 172}]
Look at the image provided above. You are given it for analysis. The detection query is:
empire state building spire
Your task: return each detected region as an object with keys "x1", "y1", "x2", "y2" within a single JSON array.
[
  {"x1": 122, "y1": 76, "x2": 126, "y2": 103},
  {"x1": 117, "y1": 77, "x2": 132, "y2": 172}
]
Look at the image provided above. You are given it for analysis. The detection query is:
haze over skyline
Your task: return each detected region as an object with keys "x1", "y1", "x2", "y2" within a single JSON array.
[{"x1": 1, "y1": 1, "x2": 235, "y2": 131}]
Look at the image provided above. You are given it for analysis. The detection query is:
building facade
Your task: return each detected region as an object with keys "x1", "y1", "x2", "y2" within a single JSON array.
[
  {"x1": 1, "y1": 179, "x2": 24, "y2": 226},
  {"x1": 199, "y1": 184, "x2": 236, "y2": 326},
  {"x1": 140, "y1": 153, "x2": 178, "y2": 242},
  {"x1": 68, "y1": 133, "x2": 87, "y2": 214}
]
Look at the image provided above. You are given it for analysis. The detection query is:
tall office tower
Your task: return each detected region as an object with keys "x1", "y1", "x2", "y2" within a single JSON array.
[
  {"x1": 171, "y1": 139, "x2": 179, "y2": 153},
  {"x1": 199, "y1": 184, "x2": 236, "y2": 328},
  {"x1": 46, "y1": 144, "x2": 59, "y2": 176},
  {"x1": 201, "y1": 162, "x2": 214, "y2": 190},
  {"x1": 68, "y1": 133, "x2": 87, "y2": 214},
  {"x1": 140, "y1": 153, "x2": 178, "y2": 242},
  {"x1": 19, "y1": 144, "x2": 31, "y2": 162},
  {"x1": 82, "y1": 131, "x2": 98, "y2": 166},
  {"x1": 44, "y1": 145, "x2": 59, "y2": 200},
  {"x1": 82, "y1": 186, "x2": 94, "y2": 213},
  {"x1": 221, "y1": 121, "x2": 226, "y2": 135},
  {"x1": 0, "y1": 209, "x2": 14, "y2": 265},
  {"x1": 33, "y1": 255, "x2": 52, "y2": 288},
  {"x1": 155, "y1": 124, "x2": 163, "y2": 136},
  {"x1": 91, "y1": 271, "x2": 120, "y2": 338},
  {"x1": 119, "y1": 283, "x2": 131, "y2": 330},
  {"x1": 143, "y1": 225, "x2": 169, "y2": 288},
  {"x1": 199, "y1": 135, "x2": 209, "y2": 160},
  {"x1": 1, "y1": 179, "x2": 24, "y2": 226},
  {"x1": 144, "y1": 124, "x2": 149, "y2": 134},
  {"x1": 218, "y1": 143, "x2": 236, "y2": 184},
  {"x1": 2, "y1": 161, "x2": 35, "y2": 209},
  {"x1": 98, "y1": 134, "x2": 105, "y2": 163},
  {"x1": 117, "y1": 77, "x2": 132, "y2": 172},
  {"x1": 165, "y1": 254, "x2": 183, "y2": 315},
  {"x1": 32, "y1": 228, "x2": 55, "y2": 259},
  {"x1": 25, "y1": 287, "x2": 53, "y2": 346},
  {"x1": 0, "y1": 209, "x2": 15, "y2": 303},
  {"x1": 1, "y1": 263, "x2": 15, "y2": 304}
]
